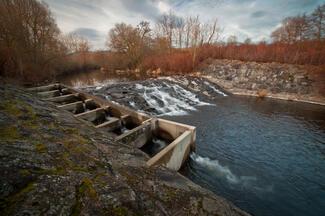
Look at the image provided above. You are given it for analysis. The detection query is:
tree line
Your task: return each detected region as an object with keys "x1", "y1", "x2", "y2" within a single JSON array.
[
  {"x1": 271, "y1": 4, "x2": 325, "y2": 43},
  {"x1": 0, "y1": 0, "x2": 324, "y2": 82},
  {"x1": 106, "y1": 4, "x2": 325, "y2": 72},
  {"x1": 106, "y1": 13, "x2": 222, "y2": 70},
  {"x1": 0, "y1": 0, "x2": 95, "y2": 82}
]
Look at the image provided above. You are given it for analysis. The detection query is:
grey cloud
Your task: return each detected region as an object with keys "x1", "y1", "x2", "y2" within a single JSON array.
[
  {"x1": 251, "y1": 11, "x2": 267, "y2": 18},
  {"x1": 43, "y1": 0, "x2": 324, "y2": 49},
  {"x1": 119, "y1": 0, "x2": 162, "y2": 19},
  {"x1": 71, "y1": 28, "x2": 101, "y2": 40}
]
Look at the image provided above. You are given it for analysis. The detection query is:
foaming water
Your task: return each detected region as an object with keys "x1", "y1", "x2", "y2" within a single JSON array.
[
  {"x1": 136, "y1": 82, "x2": 211, "y2": 116},
  {"x1": 191, "y1": 153, "x2": 241, "y2": 184},
  {"x1": 204, "y1": 81, "x2": 228, "y2": 96}
]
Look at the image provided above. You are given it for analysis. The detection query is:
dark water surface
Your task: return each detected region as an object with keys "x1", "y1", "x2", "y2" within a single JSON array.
[
  {"x1": 60, "y1": 71, "x2": 325, "y2": 216},
  {"x1": 164, "y1": 96, "x2": 325, "y2": 216}
]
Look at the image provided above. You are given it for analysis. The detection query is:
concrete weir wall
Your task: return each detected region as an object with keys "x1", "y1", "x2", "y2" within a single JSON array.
[{"x1": 29, "y1": 83, "x2": 196, "y2": 171}]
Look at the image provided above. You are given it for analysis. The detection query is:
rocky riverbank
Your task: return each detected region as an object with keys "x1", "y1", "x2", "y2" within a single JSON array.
[
  {"x1": 199, "y1": 59, "x2": 325, "y2": 105},
  {"x1": 0, "y1": 84, "x2": 249, "y2": 215}
]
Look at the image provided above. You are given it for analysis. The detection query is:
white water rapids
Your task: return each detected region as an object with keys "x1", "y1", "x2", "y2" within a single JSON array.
[{"x1": 135, "y1": 81, "x2": 213, "y2": 116}]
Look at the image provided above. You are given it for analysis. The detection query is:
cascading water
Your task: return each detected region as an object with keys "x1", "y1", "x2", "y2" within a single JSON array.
[
  {"x1": 135, "y1": 81, "x2": 212, "y2": 116},
  {"x1": 81, "y1": 77, "x2": 222, "y2": 116},
  {"x1": 61, "y1": 72, "x2": 325, "y2": 216}
]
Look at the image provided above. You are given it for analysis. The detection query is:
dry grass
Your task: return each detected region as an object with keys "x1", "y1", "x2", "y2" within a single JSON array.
[{"x1": 257, "y1": 89, "x2": 268, "y2": 98}]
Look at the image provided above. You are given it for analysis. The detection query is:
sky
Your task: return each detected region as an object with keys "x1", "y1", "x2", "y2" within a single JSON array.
[{"x1": 43, "y1": 0, "x2": 324, "y2": 50}]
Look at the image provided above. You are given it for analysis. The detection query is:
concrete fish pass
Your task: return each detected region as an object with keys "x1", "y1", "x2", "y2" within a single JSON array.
[{"x1": 28, "y1": 83, "x2": 196, "y2": 171}]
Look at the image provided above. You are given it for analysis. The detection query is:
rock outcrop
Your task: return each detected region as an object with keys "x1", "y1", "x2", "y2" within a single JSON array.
[
  {"x1": 200, "y1": 59, "x2": 325, "y2": 104},
  {"x1": 0, "y1": 84, "x2": 249, "y2": 215}
]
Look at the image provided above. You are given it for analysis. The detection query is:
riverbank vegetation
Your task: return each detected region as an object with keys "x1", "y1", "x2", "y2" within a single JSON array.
[
  {"x1": 0, "y1": 0, "x2": 98, "y2": 82},
  {"x1": 107, "y1": 4, "x2": 325, "y2": 73},
  {"x1": 0, "y1": 0, "x2": 324, "y2": 83}
]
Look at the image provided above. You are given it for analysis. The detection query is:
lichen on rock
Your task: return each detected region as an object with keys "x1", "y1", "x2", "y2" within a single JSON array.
[{"x1": 0, "y1": 84, "x2": 249, "y2": 215}]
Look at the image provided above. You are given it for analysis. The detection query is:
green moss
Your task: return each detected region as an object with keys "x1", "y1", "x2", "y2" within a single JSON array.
[
  {"x1": 20, "y1": 167, "x2": 66, "y2": 176},
  {"x1": 79, "y1": 178, "x2": 97, "y2": 199},
  {"x1": 0, "y1": 100, "x2": 22, "y2": 116},
  {"x1": 59, "y1": 151, "x2": 88, "y2": 173},
  {"x1": 0, "y1": 126, "x2": 20, "y2": 140},
  {"x1": 164, "y1": 187, "x2": 178, "y2": 201},
  {"x1": 24, "y1": 105, "x2": 37, "y2": 118},
  {"x1": 19, "y1": 169, "x2": 31, "y2": 177},
  {"x1": 112, "y1": 206, "x2": 128, "y2": 216},
  {"x1": 33, "y1": 167, "x2": 66, "y2": 176},
  {"x1": 21, "y1": 117, "x2": 39, "y2": 130},
  {"x1": 198, "y1": 198, "x2": 203, "y2": 210},
  {"x1": 94, "y1": 172, "x2": 109, "y2": 186},
  {"x1": 0, "y1": 181, "x2": 35, "y2": 214},
  {"x1": 70, "y1": 200, "x2": 82, "y2": 216},
  {"x1": 35, "y1": 143, "x2": 47, "y2": 153},
  {"x1": 64, "y1": 128, "x2": 79, "y2": 134},
  {"x1": 70, "y1": 177, "x2": 98, "y2": 215}
]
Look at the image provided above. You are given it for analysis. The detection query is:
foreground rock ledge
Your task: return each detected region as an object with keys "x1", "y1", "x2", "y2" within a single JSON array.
[{"x1": 0, "y1": 85, "x2": 249, "y2": 216}]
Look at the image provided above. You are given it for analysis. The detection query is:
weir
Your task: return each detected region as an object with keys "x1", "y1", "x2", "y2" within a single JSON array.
[{"x1": 29, "y1": 83, "x2": 196, "y2": 171}]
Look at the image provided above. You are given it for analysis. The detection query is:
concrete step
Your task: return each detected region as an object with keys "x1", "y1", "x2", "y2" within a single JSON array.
[{"x1": 96, "y1": 117, "x2": 121, "y2": 131}]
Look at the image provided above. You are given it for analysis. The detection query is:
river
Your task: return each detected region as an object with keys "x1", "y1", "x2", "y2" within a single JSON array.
[{"x1": 60, "y1": 70, "x2": 325, "y2": 216}]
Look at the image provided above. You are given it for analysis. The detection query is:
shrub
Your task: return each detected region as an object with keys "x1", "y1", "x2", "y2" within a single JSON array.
[{"x1": 257, "y1": 89, "x2": 268, "y2": 98}]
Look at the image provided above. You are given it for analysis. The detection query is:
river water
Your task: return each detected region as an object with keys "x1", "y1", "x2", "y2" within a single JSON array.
[{"x1": 60, "y1": 70, "x2": 325, "y2": 216}]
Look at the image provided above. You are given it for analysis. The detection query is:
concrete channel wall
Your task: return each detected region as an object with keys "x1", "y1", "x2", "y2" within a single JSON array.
[{"x1": 29, "y1": 83, "x2": 196, "y2": 171}]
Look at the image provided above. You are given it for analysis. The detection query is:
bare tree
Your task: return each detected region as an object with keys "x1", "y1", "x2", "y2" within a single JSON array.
[
  {"x1": 61, "y1": 33, "x2": 90, "y2": 54},
  {"x1": 175, "y1": 16, "x2": 185, "y2": 48},
  {"x1": 310, "y1": 4, "x2": 325, "y2": 40},
  {"x1": 184, "y1": 16, "x2": 194, "y2": 48},
  {"x1": 106, "y1": 21, "x2": 152, "y2": 68},
  {"x1": 206, "y1": 18, "x2": 222, "y2": 44},
  {"x1": 227, "y1": 35, "x2": 238, "y2": 45},
  {"x1": 0, "y1": 0, "x2": 64, "y2": 79},
  {"x1": 190, "y1": 16, "x2": 201, "y2": 67},
  {"x1": 271, "y1": 15, "x2": 310, "y2": 43},
  {"x1": 244, "y1": 38, "x2": 252, "y2": 44},
  {"x1": 156, "y1": 11, "x2": 178, "y2": 51}
]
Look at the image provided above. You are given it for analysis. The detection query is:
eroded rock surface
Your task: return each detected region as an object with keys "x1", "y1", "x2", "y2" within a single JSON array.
[
  {"x1": 200, "y1": 59, "x2": 325, "y2": 104},
  {"x1": 0, "y1": 84, "x2": 249, "y2": 215}
]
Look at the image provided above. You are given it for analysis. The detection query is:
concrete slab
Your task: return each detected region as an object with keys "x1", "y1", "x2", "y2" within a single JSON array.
[
  {"x1": 115, "y1": 121, "x2": 152, "y2": 148},
  {"x1": 95, "y1": 117, "x2": 120, "y2": 130},
  {"x1": 58, "y1": 101, "x2": 84, "y2": 113},
  {"x1": 146, "y1": 130, "x2": 192, "y2": 171},
  {"x1": 46, "y1": 93, "x2": 80, "y2": 103},
  {"x1": 74, "y1": 107, "x2": 108, "y2": 122},
  {"x1": 38, "y1": 90, "x2": 60, "y2": 98},
  {"x1": 28, "y1": 83, "x2": 60, "y2": 92}
]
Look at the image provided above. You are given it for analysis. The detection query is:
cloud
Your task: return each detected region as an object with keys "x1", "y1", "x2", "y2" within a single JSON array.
[
  {"x1": 71, "y1": 28, "x2": 101, "y2": 40},
  {"x1": 251, "y1": 11, "x2": 267, "y2": 18},
  {"x1": 43, "y1": 0, "x2": 324, "y2": 49}
]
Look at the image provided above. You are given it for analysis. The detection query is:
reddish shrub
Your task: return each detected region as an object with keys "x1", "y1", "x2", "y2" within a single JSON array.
[
  {"x1": 142, "y1": 51, "x2": 193, "y2": 73},
  {"x1": 141, "y1": 40, "x2": 325, "y2": 74}
]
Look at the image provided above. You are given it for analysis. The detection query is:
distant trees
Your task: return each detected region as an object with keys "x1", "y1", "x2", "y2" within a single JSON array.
[
  {"x1": 106, "y1": 13, "x2": 222, "y2": 70},
  {"x1": 310, "y1": 4, "x2": 325, "y2": 40},
  {"x1": 61, "y1": 33, "x2": 91, "y2": 54},
  {"x1": 0, "y1": 0, "x2": 65, "y2": 80},
  {"x1": 106, "y1": 21, "x2": 152, "y2": 68},
  {"x1": 227, "y1": 35, "x2": 238, "y2": 45},
  {"x1": 271, "y1": 4, "x2": 325, "y2": 43},
  {"x1": 155, "y1": 12, "x2": 222, "y2": 49},
  {"x1": 244, "y1": 38, "x2": 252, "y2": 44},
  {"x1": 1, "y1": 0, "x2": 324, "y2": 81}
]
